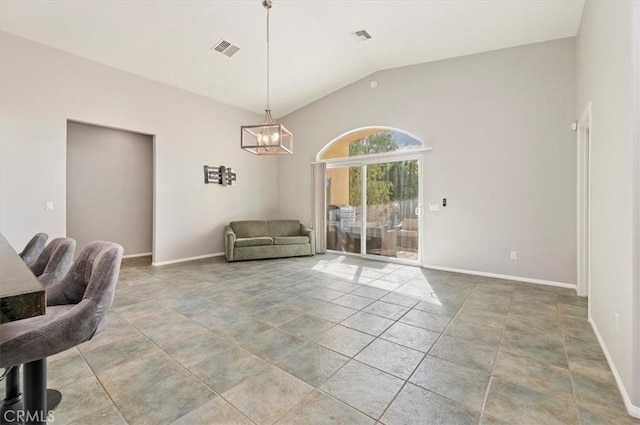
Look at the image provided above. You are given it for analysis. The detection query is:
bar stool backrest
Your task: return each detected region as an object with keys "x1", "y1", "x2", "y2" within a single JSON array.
[{"x1": 19, "y1": 233, "x2": 48, "y2": 269}]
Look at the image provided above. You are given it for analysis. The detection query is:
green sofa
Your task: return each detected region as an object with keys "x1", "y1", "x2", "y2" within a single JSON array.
[{"x1": 224, "y1": 220, "x2": 315, "y2": 262}]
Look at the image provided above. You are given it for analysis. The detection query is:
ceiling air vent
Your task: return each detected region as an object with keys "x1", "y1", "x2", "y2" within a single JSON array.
[
  {"x1": 351, "y1": 30, "x2": 372, "y2": 42},
  {"x1": 212, "y1": 39, "x2": 240, "y2": 58}
]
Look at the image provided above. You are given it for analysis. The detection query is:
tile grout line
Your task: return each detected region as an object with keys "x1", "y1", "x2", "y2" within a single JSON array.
[
  {"x1": 55, "y1": 260, "x2": 374, "y2": 425},
  {"x1": 477, "y1": 284, "x2": 515, "y2": 425},
  {"x1": 103, "y1": 289, "x2": 259, "y2": 425},
  {"x1": 74, "y1": 343, "x2": 132, "y2": 425},
  {"x1": 118, "y1": 265, "x2": 260, "y2": 424},
  {"x1": 277, "y1": 310, "x2": 398, "y2": 422},
  {"x1": 58, "y1": 257, "x2": 609, "y2": 425},
  {"x1": 559, "y1": 303, "x2": 583, "y2": 424},
  {"x1": 375, "y1": 279, "x2": 480, "y2": 423},
  {"x1": 127, "y1": 261, "x2": 462, "y2": 423},
  {"x1": 276, "y1": 274, "x2": 434, "y2": 423},
  {"x1": 133, "y1": 293, "x2": 297, "y2": 425},
  {"x1": 169, "y1": 268, "x2": 312, "y2": 423},
  {"x1": 125, "y1": 264, "x2": 392, "y2": 424}
]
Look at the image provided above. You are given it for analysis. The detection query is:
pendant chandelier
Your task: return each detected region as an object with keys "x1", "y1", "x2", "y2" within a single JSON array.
[{"x1": 241, "y1": 0, "x2": 293, "y2": 155}]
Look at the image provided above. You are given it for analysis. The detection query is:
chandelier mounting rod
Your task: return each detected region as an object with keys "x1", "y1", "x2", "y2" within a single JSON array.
[{"x1": 264, "y1": 0, "x2": 271, "y2": 111}]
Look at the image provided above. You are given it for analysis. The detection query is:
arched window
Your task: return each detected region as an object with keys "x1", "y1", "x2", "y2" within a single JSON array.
[{"x1": 318, "y1": 127, "x2": 422, "y2": 161}]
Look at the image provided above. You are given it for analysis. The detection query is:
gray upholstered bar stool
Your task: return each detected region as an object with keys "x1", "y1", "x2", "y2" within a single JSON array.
[
  {"x1": 0, "y1": 241, "x2": 123, "y2": 425},
  {"x1": 2, "y1": 235, "x2": 73, "y2": 422},
  {"x1": 18, "y1": 233, "x2": 48, "y2": 269},
  {"x1": 29, "y1": 238, "x2": 76, "y2": 287}
]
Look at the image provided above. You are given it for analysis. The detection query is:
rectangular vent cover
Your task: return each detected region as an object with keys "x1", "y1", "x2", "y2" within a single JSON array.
[{"x1": 212, "y1": 39, "x2": 240, "y2": 57}]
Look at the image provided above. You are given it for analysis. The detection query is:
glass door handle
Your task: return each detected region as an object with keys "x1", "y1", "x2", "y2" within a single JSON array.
[{"x1": 415, "y1": 206, "x2": 422, "y2": 217}]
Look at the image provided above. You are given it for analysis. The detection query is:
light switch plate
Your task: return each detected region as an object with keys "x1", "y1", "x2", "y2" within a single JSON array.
[
  {"x1": 428, "y1": 203, "x2": 440, "y2": 212},
  {"x1": 45, "y1": 201, "x2": 54, "y2": 211}
]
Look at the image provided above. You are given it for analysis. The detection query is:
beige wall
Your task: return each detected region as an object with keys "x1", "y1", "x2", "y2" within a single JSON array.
[
  {"x1": 321, "y1": 138, "x2": 349, "y2": 160},
  {"x1": 0, "y1": 32, "x2": 279, "y2": 263},
  {"x1": 66, "y1": 121, "x2": 153, "y2": 256},
  {"x1": 323, "y1": 140, "x2": 350, "y2": 205},
  {"x1": 576, "y1": 0, "x2": 639, "y2": 413},
  {"x1": 280, "y1": 37, "x2": 577, "y2": 284},
  {"x1": 326, "y1": 167, "x2": 350, "y2": 206}
]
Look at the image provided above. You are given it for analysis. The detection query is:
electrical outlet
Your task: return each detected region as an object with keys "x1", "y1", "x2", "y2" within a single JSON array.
[
  {"x1": 615, "y1": 313, "x2": 619, "y2": 334},
  {"x1": 510, "y1": 251, "x2": 517, "y2": 260}
]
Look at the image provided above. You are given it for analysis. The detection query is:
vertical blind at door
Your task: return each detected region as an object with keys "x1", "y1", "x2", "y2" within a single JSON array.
[{"x1": 312, "y1": 162, "x2": 327, "y2": 253}]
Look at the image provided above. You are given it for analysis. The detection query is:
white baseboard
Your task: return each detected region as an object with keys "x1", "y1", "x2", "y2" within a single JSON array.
[
  {"x1": 122, "y1": 252, "x2": 152, "y2": 259},
  {"x1": 421, "y1": 264, "x2": 576, "y2": 290},
  {"x1": 151, "y1": 252, "x2": 224, "y2": 266},
  {"x1": 588, "y1": 317, "x2": 640, "y2": 418}
]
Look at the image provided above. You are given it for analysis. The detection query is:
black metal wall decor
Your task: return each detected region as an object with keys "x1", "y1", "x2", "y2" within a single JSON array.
[{"x1": 204, "y1": 165, "x2": 237, "y2": 186}]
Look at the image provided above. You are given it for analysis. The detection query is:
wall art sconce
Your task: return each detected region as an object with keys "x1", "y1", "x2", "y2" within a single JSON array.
[{"x1": 204, "y1": 165, "x2": 237, "y2": 186}]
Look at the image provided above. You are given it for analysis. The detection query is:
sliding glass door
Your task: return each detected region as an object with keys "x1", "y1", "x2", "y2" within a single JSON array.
[
  {"x1": 326, "y1": 157, "x2": 420, "y2": 263},
  {"x1": 326, "y1": 165, "x2": 360, "y2": 254},
  {"x1": 364, "y1": 159, "x2": 419, "y2": 261}
]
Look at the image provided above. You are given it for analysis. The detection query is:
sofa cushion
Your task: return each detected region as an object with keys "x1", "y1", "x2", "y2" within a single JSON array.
[
  {"x1": 235, "y1": 237, "x2": 273, "y2": 247},
  {"x1": 273, "y1": 236, "x2": 309, "y2": 245},
  {"x1": 268, "y1": 220, "x2": 301, "y2": 237},
  {"x1": 230, "y1": 221, "x2": 268, "y2": 238}
]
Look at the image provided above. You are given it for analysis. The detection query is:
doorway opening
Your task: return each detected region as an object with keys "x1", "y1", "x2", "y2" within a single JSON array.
[
  {"x1": 577, "y1": 102, "x2": 592, "y2": 299},
  {"x1": 66, "y1": 121, "x2": 154, "y2": 261}
]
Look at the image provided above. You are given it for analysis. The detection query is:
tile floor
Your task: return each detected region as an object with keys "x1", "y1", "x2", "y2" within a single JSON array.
[{"x1": 7, "y1": 254, "x2": 640, "y2": 424}]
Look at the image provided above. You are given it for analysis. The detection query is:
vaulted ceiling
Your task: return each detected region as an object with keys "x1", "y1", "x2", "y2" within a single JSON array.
[{"x1": 0, "y1": 0, "x2": 584, "y2": 117}]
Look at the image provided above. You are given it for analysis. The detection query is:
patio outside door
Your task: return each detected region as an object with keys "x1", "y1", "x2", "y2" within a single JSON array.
[{"x1": 325, "y1": 157, "x2": 420, "y2": 263}]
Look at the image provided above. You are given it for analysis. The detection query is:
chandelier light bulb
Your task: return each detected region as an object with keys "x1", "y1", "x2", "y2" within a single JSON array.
[{"x1": 272, "y1": 132, "x2": 280, "y2": 142}]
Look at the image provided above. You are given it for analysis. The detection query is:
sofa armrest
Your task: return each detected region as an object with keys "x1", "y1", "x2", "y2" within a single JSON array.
[
  {"x1": 224, "y1": 225, "x2": 236, "y2": 261},
  {"x1": 300, "y1": 224, "x2": 316, "y2": 255}
]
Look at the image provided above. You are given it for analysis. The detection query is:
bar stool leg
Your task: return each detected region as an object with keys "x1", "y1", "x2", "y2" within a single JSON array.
[
  {"x1": 1, "y1": 366, "x2": 23, "y2": 425},
  {"x1": 23, "y1": 359, "x2": 47, "y2": 425}
]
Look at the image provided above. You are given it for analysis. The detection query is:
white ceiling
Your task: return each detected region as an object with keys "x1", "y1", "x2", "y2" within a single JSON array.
[{"x1": 0, "y1": 0, "x2": 584, "y2": 117}]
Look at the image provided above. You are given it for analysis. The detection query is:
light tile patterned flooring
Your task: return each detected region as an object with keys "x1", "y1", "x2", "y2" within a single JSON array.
[{"x1": 12, "y1": 254, "x2": 640, "y2": 424}]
